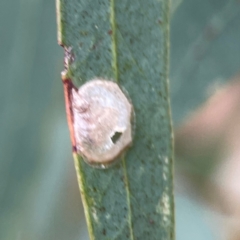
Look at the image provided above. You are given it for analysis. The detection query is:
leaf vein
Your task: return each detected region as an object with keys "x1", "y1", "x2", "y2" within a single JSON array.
[
  {"x1": 110, "y1": 0, "x2": 118, "y2": 82},
  {"x1": 122, "y1": 158, "x2": 135, "y2": 240}
]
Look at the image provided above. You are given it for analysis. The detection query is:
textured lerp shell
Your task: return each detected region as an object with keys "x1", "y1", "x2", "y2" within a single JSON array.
[{"x1": 72, "y1": 79, "x2": 133, "y2": 165}]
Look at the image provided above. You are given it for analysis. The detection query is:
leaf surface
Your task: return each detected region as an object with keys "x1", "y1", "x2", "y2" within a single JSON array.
[{"x1": 57, "y1": 0, "x2": 174, "y2": 239}]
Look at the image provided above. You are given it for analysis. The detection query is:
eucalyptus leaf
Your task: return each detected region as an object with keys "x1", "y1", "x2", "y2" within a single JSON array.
[{"x1": 56, "y1": 0, "x2": 175, "y2": 239}]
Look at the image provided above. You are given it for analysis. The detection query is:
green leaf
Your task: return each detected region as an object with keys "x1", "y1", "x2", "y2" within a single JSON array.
[{"x1": 56, "y1": 0, "x2": 175, "y2": 239}]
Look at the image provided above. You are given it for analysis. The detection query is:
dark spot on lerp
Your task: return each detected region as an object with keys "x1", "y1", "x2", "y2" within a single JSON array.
[{"x1": 111, "y1": 131, "x2": 122, "y2": 144}]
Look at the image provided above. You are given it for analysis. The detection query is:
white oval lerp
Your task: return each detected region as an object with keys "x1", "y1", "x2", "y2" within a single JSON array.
[{"x1": 72, "y1": 79, "x2": 133, "y2": 166}]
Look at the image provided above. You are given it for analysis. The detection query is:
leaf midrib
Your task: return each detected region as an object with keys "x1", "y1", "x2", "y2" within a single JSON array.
[{"x1": 110, "y1": 0, "x2": 134, "y2": 239}]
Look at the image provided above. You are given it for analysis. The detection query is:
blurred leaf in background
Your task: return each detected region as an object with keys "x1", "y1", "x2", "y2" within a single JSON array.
[
  {"x1": 0, "y1": 0, "x2": 88, "y2": 239},
  {"x1": 1, "y1": 0, "x2": 240, "y2": 239},
  {"x1": 171, "y1": 0, "x2": 240, "y2": 239}
]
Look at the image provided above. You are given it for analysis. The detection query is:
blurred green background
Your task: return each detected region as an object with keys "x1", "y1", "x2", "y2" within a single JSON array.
[{"x1": 1, "y1": 0, "x2": 240, "y2": 239}]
